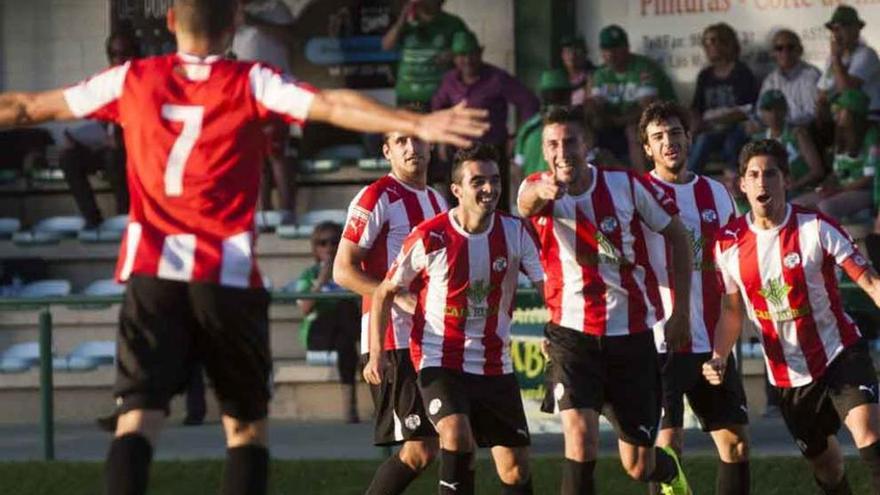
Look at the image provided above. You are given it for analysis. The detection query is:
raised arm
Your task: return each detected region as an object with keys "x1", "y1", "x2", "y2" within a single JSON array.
[
  {"x1": 307, "y1": 90, "x2": 487, "y2": 148},
  {"x1": 517, "y1": 173, "x2": 563, "y2": 217},
  {"x1": 0, "y1": 89, "x2": 75, "y2": 127}
]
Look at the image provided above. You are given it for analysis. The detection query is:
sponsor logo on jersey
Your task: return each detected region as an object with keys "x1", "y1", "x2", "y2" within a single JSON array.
[{"x1": 756, "y1": 277, "x2": 810, "y2": 321}]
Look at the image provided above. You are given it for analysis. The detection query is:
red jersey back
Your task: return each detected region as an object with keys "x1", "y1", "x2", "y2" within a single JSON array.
[{"x1": 63, "y1": 53, "x2": 316, "y2": 288}]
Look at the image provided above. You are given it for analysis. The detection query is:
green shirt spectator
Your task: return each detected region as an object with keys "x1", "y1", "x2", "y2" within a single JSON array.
[
  {"x1": 589, "y1": 53, "x2": 677, "y2": 114},
  {"x1": 382, "y1": 1, "x2": 468, "y2": 104}
]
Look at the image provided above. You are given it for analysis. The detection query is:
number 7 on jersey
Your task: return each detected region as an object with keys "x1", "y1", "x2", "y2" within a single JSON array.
[{"x1": 161, "y1": 104, "x2": 204, "y2": 196}]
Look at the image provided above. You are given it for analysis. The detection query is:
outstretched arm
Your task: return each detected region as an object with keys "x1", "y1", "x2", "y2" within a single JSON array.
[
  {"x1": 307, "y1": 90, "x2": 488, "y2": 148},
  {"x1": 0, "y1": 89, "x2": 75, "y2": 127}
]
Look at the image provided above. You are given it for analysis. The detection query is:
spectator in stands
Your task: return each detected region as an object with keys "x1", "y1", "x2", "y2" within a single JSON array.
[
  {"x1": 232, "y1": 0, "x2": 297, "y2": 223},
  {"x1": 757, "y1": 29, "x2": 821, "y2": 128},
  {"x1": 688, "y1": 23, "x2": 759, "y2": 175},
  {"x1": 794, "y1": 89, "x2": 878, "y2": 220},
  {"x1": 382, "y1": 0, "x2": 468, "y2": 106},
  {"x1": 559, "y1": 35, "x2": 595, "y2": 106},
  {"x1": 586, "y1": 24, "x2": 677, "y2": 172},
  {"x1": 753, "y1": 89, "x2": 824, "y2": 196},
  {"x1": 59, "y1": 29, "x2": 139, "y2": 230},
  {"x1": 294, "y1": 221, "x2": 360, "y2": 423},
  {"x1": 816, "y1": 5, "x2": 880, "y2": 126},
  {"x1": 432, "y1": 29, "x2": 539, "y2": 210}
]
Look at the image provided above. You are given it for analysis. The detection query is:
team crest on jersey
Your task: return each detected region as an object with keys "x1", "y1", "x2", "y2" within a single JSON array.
[
  {"x1": 492, "y1": 256, "x2": 508, "y2": 273},
  {"x1": 599, "y1": 216, "x2": 618, "y2": 234},
  {"x1": 783, "y1": 252, "x2": 801, "y2": 269},
  {"x1": 853, "y1": 254, "x2": 869, "y2": 266},
  {"x1": 346, "y1": 206, "x2": 370, "y2": 234},
  {"x1": 700, "y1": 209, "x2": 717, "y2": 223},
  {"x1": 404, "y1": 414, "x2": 421, "y2": 430}
]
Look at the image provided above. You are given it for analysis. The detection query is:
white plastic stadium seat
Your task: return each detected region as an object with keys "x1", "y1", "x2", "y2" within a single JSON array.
[
  {"x1": 255, "y1": 210, "x2": 284, "y2": 232},
  {"x1": 12, "y1": 230, "x2": 61, "y2": 246},
  {"x1": 314, "y1": 144, "x2": 366, "y2": 161},
  {"x1": 33, "y1": 216, "x2": 85, "y2": 238},
  {"x1": 0, "y1": 218, "x2": 21, "y2": 239},
  {"x1": 82, "y1": 279, "x2": 125, "y2": 297},
  {"x1": 0, "y1": 341, "x2": 40, "y2": 373},
  {"x1": 68, "y1": 340, "x2": 116, "y2": 366},
  {"x1": 296, "y1": 209, "x2": 348, "y2": 237},
  {"x1": 79, "y1": 215, "x2": 129, "y2": 243},
  {"x1": 19, "y1": 279, "x2": 72, "y2": 298}
]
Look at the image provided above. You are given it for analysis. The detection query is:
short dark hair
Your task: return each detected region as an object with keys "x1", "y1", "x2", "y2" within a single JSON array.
[
  {"x1": 738, "y1": 139, "x2": 789, "y2": 176},
  {"x1": 173, "y1": 0, "x2": 238, "y2": 40},
  {"x1": 638, "y1": 101, "x2": 691, "y2": 146},
  {"x1": 542, "y1": 105, "x2": 584, "y2": 129},
  {"x1": 703, "y1": 23, "x2": 740, "y2": 59},
  {"x1": 772, "y1": 29, "x2": 803, "y2": 54},
  {"x1": 451, "y1": 144, "x2": 499, "y2": 184}
]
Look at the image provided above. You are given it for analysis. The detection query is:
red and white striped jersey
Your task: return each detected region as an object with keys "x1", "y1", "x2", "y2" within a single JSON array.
[
  {"x1": 644, "y1": 172, "x2": 737, "y2": 354},
  {"x1": 519, "y1": 166, "x2": 678, "y2": 337},
  {"x1": 342, "y1": 175, "x2": 447, "y2": 353},
  {"x1": 385, "y1": 211, "x2": 544, "y2": 375},
  {"x1": 62, "y1": 53, "x2": 316, "y2": 288},
  {"x1": 714, "y1": 205, "x2": 869, "y2": 387}
]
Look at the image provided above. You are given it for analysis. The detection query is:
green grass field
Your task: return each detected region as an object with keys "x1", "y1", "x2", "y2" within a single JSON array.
[{"x1": 0, "y1": 456, "x2": 871, "y2": 494}]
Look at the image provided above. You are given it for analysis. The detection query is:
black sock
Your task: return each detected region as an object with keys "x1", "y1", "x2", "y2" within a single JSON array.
[
  {"x1": 561, "y1": 459, "x2": 596, "y2": 495},
  {"x1": 104, "y1": 433, "x2": 153, "y2": 495},
  {"x1": 501, "y1": 476, "x2": 533, "y2": 495},
  {"x1": 860, "y1": 441, "x2": 880, "y2": 493},
  {"x1": 365, "y1": 453, "x2": 420, "y2": 495},
  {"x1": 646, "y1": 447, "x2": 677, "y2": 484},
  {"x1": 439, "y1": 449, "x2": 474, "y2": 495},
  {"x1": 815, "y1": 474, "x2": 852, "y2": 495},
  {"x1": 220, "y1": 445, "x2": 269, "y2": 495},
  {"x1": 716, "y1": 460, "x2": 750, "y2": 495}
]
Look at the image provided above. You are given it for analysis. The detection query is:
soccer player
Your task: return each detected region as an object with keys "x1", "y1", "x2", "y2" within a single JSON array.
[
  {"x1": 517, "y1": 106, "x2": 693, "y2": 495},
  {"x1": 365, "y1": 144, "x2": 545, "y2": 495},
  {"x1": 0, "y1": 1, "x2": 487, "y2": 494},
  {"x1": 333, "y1": 126, "x2": 447, "y2": 495},
  {"x1": 705, "y1": 139, "x2": 880, "y2": 495},
  {"x1": 640, "y1": 101, "x2": 750, "y2": 495}
]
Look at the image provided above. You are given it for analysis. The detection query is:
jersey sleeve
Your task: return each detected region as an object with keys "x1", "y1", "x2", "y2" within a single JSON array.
[
  {"x1": 818, "y1": 216, "x2": 870, "y2": 281},
  {"x1": 248, "y1": 63, "x2": 317, "y2": 126},
  {"x1": 342, "y1": 186, "x2": 387, "y2": 249},
  {"x1": 62, "y1": 62, "x2": 131, "y2": 122},
  {"x1": 632, "y1": 174, "x2": 678, "y2": 232},
  {"x1": 520, "y1": 223, "x2": 545, "y2": 284},
  {"x1": 714, "y1": 241, "x2": 740, "y2": 295},
  {"x1": 385, "y1": 231, "x2": 428, "y2": 289}
]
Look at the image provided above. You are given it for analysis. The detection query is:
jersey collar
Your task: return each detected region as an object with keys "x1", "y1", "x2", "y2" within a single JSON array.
[{"x1": 176, "y1": 52, "x2": 223, "y2": 64}]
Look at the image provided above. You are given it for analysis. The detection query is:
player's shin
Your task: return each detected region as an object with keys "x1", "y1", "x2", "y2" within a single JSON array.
[
  {"x1": 220, "y1": 444, "x2": 269, "y2": 495},
  {"x1": 561, "y1": 459, "x2": 596, "y2": 495},
  {"x1": 104, "y1": 433, "x2": 153, "y2": 495},
  {"x1": 365, "y1": 454, "x2": 421, "y2": 495},
  {"x1": 439, "y1": 449, "x2": 475, "y2": 495},
  {"x1": 716, "y1": 460, "x2": 750, "y2": 495},
  {"x1": 859, "y1": 440, "x2": 880, "y2": 493}
]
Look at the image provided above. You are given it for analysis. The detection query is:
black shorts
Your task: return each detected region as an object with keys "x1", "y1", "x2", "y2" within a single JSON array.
[
  {"x1": 541, "y1": 324, "x2": 661, "y2": 447},
  {"x1": 659, "y1": 352, "x2": 749, "y2": 431},
  {"x1": 780, "y1": 341, "x2": 879, "y2": 458},
  {"x1": 363, "y1": 349, "x2": 437, "y2": 446},
  {"x1": 418, "y1": 367, "x2": 530, "y2": 448},
  {"x1": 115, "y1": 276, "x2": 272, "y2": 421}
]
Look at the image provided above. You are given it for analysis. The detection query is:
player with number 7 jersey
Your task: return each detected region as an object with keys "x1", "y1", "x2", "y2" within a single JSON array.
[{"x1": 0, "y1": 7, "x2": 488, "y2": 493}]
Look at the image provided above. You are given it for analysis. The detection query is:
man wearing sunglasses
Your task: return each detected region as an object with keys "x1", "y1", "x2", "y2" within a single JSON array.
[{"x1": 758, "y1": 30, "x2": 821, "y2": 129}]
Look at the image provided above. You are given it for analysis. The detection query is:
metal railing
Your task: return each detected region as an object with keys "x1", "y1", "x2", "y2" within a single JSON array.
[{"x1": 0, "y1": 289, "x2": 541, "y2": 460}]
